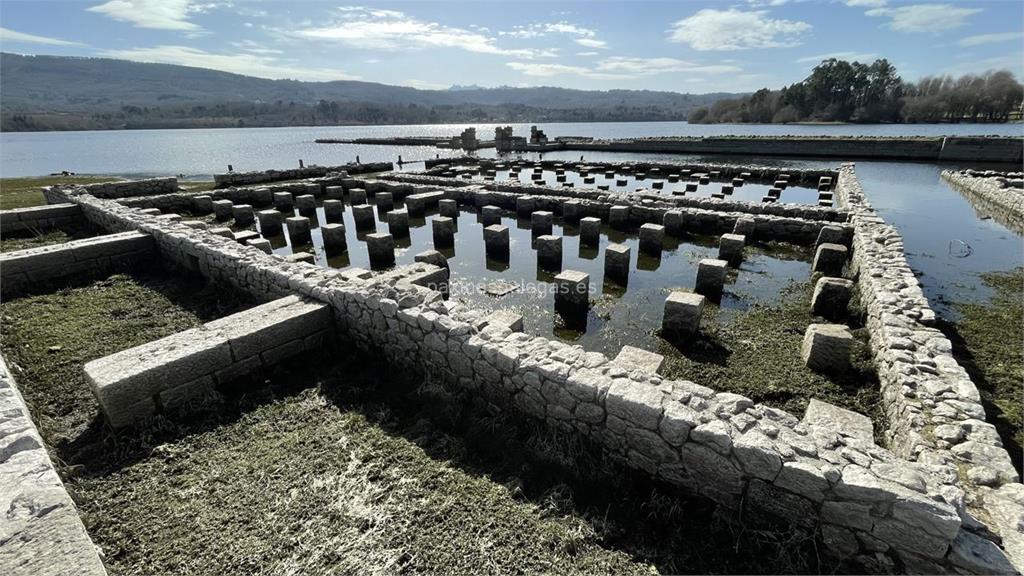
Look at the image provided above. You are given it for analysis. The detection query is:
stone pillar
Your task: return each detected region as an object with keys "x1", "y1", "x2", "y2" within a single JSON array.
[
  {"x1": 721, "y1": 185, "x2": 734, "y2": 195},
  {"x1": 273, "y1": 192, "x2": 294, "y2": 211},
  {"x1": 531, "y1": 210, "x2": 553, "y2": 237},
  {"x1": 366, "y1": 232, "x2": 396, "y2": 269},
  {"x1": 639, "y1": 223, "x2": 664, "y2": 255},
  {"x1": 812, "y1": 243, "x2": 848, "y2": 276},
  {"x1": 563, "y1": 200, "x2": 582, "y2": 223},
  {"x1": 257, "y1": 209, "x2": 283, "y2": 236},
  {"x1": 387, "y1": 209, "x2": 410, "y2": 237},
  {"x1": 811, "y1": 276, "x2": 854, "y2": 320},
  {"x1": 685, "y1": 183, "x2": 698, "y2": 193},
  {"x1": 350, "y1": 188, "x2": 367, "y2": 205},
  {"x1": 554, "y1": 270, "x2": 589, "y2": 314},
  {"x1": 663, "y1": 291, "x2": 704, "y2": 339},
  {"x1": 481, "y1": 205, "x2": 502, "y2": 226},
  {"x1": 816, "y1": 225, "x2": 847, "y2": 247},
  {"x1": 231, "y1": 204, "x2": 255, "y2": 226},
  {"x1": 580, "y1": 217, "x2": 601, "y2": 247},
  {"x1": 695, "y1": 258, "x2": 728, "y2": 298},
  {"x1": 733, "y1": 216, "x2": 756, "y2": 238},
  {"x1": 212, "y1": 199, "x2": 234, "y2": 221},
  {"x1": 516, "y1": 195, "x2": 536, "y2": 218},
  {"x1": 247, "y1": 238, "x2": 272, "y2": 254},
  {"x1": 484, "y1": 224, "x2": 510, "y2": 259},
  {"x1": 432, "y1": 216, "x2": 455, "y2": 248},
  {"x1": 801, "y1": 324, "x2": 853, "y2": 372},
  {"x1": 731, "y1": 178, "x2": 744, "y2": 187},
  {"x1": 604, "y1": 243, "x2": 631, "y2": 284},
  {"x1": 536, "y1": 235, "x2": 562, "y2": 270},
  {"x1": 286, "y1": 216, "x2": 312, "y2": 245},
  {"x1": 295, "y1": 194, "x2": 316, "y2": 216},
  {"x1": 322, "y1": 199, "x2": 344, "y2": 222},
  {"x1": 439, "y1": 199, "x2": 459, "y2": 218},
  {"x1": 718, "y1": 233, "x2": 746, "y2": 266},
  {"x1": 609, "y1": 205, "x2": 629, "y2": 229},
  {"x1": 376, "y1": 192, "x2": 394, "y2": 213},
  {"x1": 352, "y1": 204, "x2": 376, "y2": 230},
  {"x1": 193, "y1": 195, "x2": 214, "y2": 214},
  {"x1": 325, "y1": 185, "x2": 344, "y2": 200},
  {"x1": 321, "y1": 223, "x2": 347, "y2": 252},
  {"x1": 773, "y1": 180, "x2": 788, "y2": 190}
]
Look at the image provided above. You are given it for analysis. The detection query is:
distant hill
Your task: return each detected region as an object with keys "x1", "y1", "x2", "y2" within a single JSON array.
[{"x1": 0, "y1": 53, "x2": 739, "y2": 131}]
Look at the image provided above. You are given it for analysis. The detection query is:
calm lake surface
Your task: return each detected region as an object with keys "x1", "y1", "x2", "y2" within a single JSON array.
[{"x1": 1, "y1": 121, "x2": 1020, "y2": 318}]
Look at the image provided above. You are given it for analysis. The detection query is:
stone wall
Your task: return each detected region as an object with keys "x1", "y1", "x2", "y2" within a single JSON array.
[
  {"x1": 0, "y1": 231, "x2": 156, "y2": 296},
  {"x1": 0, "y1": 203, "x2": 83, "y2": 234},
  {"x1": 836, "y1": 163, "x2": 1023, "y2": 572},
  {"x1": 941, "y1": 170, "x2": 1024, "y2": 234},
  {"x1": 53, "y1": 186, "x2": 1000, "y2": 572},
  {"x1": 0, "y1": 355, "x2": 108, "y2": 576},
  {"x1": 212, "y1": 162, "x2": 391, "y2": 188},
  {"x1": 56, "y1": 177, "x2": 179, "y2": 200}
]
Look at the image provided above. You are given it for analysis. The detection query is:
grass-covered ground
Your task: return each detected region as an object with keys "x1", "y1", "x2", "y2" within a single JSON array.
[
  {"x1": 0, "y1": 270, "x2": 834, "y2": 575},
  {"x1": 658, "y1": 279, "x2": 881, "y2": 432},
  {"x1": 0, "y1": 175, "x2": 116, "y2": 210},
  {"x1": 940, "y1": 268, "x2": 1023, "y2": 475}
]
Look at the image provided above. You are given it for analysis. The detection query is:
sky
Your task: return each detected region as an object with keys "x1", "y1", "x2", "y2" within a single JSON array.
[{"x1": 0, "y1": 0, "x2": 1021, "y2": 93}]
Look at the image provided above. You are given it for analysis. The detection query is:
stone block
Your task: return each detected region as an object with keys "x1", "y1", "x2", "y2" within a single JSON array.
[
  {"x1": 233, "y1": 230, "x2": 259, "y2": 245},
  {"x1": 352, "y1": 204, "x2": 376, "y2": 230},
  {"x1": 801, "y1": 323, "x2": 854, "y2": 372},
  {"x1": 325, "y1": 185, "x2": 344, "y2": 199},
  {"x1": 816, "y1": 225, "x2": 847, "y2": 247},
  {"x1": 376, "y1": 192, "x2": 394, "y2": 213},
  {"x1": 321, "y1": 223, "x2": 347, "y2": 251},
  {"x1": 285, "y1": 216, "x2": 311, "y2": 245},
  {"x1": 482, "y1": 310, "x2": 524, "y2": 332},
  {"x1": 531, "y1": 210, "x2": 553, "y2": 236},
  {"x1": 536, "y1": 234, "x2": 562, "y2": 270},
  {"x1": 639, "y1": 223, "x2": 664, "y2": 254},
  {"x1": 812, "y1": 243, "x2": 848, "y2": 276},
  {"x1": 609, "y1": 205, "x2": 629, "y2": 229},
  {"x1": 484, "y1": 224, "x2": 509, "y2": 259},
  {"x1": 803, "y1": 398, "x2": 873, "y2": 445},
  {"x1": 231, "y1": 204, "x2": 255, "y2": 226},
  {"x1": 247, "y1": 238, "x2": 272, "y2": 254},
  {"x1": 295, "y1": 194, "x2": 316, "y2": 214},
  {"x1": 718, "y1": 233, "x2": 745, "y2": 266},
  {"x1": 604, "y1": 243, "x2": 631, "y2": 284},
  {"x1": 366, "y1": 232, "x2": 396, "y2": 268},
  {"x1": 554, "y1": 269, "x2": 589, "y2": 311},
  {"x1": 387, "y1": 209, "x2": 410, "y2": 237},
  {"x1": 212, "y1": 199, "x2": 233, "y2": 220},
  {"x1": 580, "y1": 217, "x2": 601, "y2": 247},
  {"x1": 481, "y1": 205, "x2": 502, "y2": 226},
  {"x1": 439, "y1": 198, "x2": 459, "y2": 218},
  {"x1": 811, "y1": 276, "x2": 854, "y2": 320},
  {"x1": 614, "y1": 345, "x2": 663, "y2": 373},
  {"x1": 663, "y1": 291, "x2": 704, "y2": 338},
  {"x1": 273, "y1": 192, "x2": 293, "y2": 211},
  {"x1": 193, "y1": 195, "x2": 214, "y2": 213},
  {"x1": 563, "y1": 200, "x2": 582, "y2": 223},
  {"x1": 695, "y1": 258, "x2": 728, "y2": 298},
  {"x1": 432, "y1": 216, "x2": 455, "y2": 248},
  {"x1": 322, "y1": 199, "x2": 344, "y2": 222},
  {"x1": 257, "y1": 209, "x2": 284, "y2": 236},
  {"x1": 349, "y1": 188, "x2": 367, "y2": 205},
  {"x1": 733, "y1": 216, "x2": 756, "y2": 237}
]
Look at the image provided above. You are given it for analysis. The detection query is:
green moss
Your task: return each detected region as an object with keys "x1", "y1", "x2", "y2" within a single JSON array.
[
  {"x1": 659, "y1": 281, "x2": 881, "y2": 428},
  {"x1": 0, "y1": 176, "x2": 116, "y2": 210},
  {"x1": 940, "y1": 268, "x2": 1023, "y2": 474},
  {"x1": 1, "y1": 270, "x2": 831, "y2": 575}
]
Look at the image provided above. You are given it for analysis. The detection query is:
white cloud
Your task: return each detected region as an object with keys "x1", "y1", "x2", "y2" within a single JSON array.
[
  {"x1": 796, "y1": 51, "x2": 878, "y2": 63},
  {"x1": 296, "y1": 7, "x2": 554, "y2": 59},
  {"x1": 405, "y1": 79, "x2": 449, "y2": 90},
  {"x1": 668, "y1": 9, "x2": 811, "y2": 50},
  {"x1": 576, "y1": 51, "x2": 599, "y2": 56},
  {"x1": 942, "y1": 52, "x2": 1024, "y2": 77},
  {"x1": 845, "y1": 0, "x2": 887, "y2": 7},
  {"x1": 507, "y1": 56, "x2": 742, "y2": 80},
  {"x1": 956, "y1": 31, "x2": 1023, "y2": 47},
  {"x1": 0, "y1": 27, "x2": 83, "y2": 46},
  {"x1": 576, "y1": 38, "x2": 607, "y2": 49},
  {"x1": 865, "y1": 4, "x2": 981, "y2": 33},
  {"x1": 86, "y1": 0, "x2": 215, "y2": 31},
  {"x1": 100, "y1": 45, "x2": 360, "y2": 81}
]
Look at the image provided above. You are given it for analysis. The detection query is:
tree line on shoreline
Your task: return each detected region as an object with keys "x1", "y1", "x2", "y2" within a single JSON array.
[{"x1": 689, "y1": 59, "x2": 1023, "y2": 124}]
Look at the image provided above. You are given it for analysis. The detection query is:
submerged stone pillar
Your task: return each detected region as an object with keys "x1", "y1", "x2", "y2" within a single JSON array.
[
  {"x1": 536, "y1": 235, "x2": 562, "y2": 270},
  {"x1": 663, "y1": 291, "x2": 704, "y2": 339},
  {"x1": 273, "y1": 192, "x2": 294, "y2": 212},
  {"x1": 554, "y1": 270, "x2": 590, "y2": 314},
  {"x1": 639, "y1": 223, "x2": 664, "y2": 255},
  {"x1": 531, "y1": 210, "x2": 553, "y2": 237},
  {"x1": 387, "y1": 209, "x2": 410, "y2": 237},
  {"x1": 376, "y1": 192, "x2": 394, "y2": 213},
  {"x1": 321, "y1": 223, "x2": 347, "y2": 252},
  {"x1": 231, "y1": 204, "x2": 255, "y2": 226},
  {"x1": 433, "y1": 216, "x2": 455, "y2": 248},
  {"x1": 604, "y1": 243, "x2": 631, "y2": 284},
  {"x1": 366, "y1": 232, "x2": 396, "y2": 269},
  {"x1": 718, "y1": 233, "x2": 746, "y2": 266},
  {"x1": 609, "y1": 205, "x2": 629, "y2": 229},
  {"x1": 295, "y1": 194, "x2": 316, "y2": 215},
  {"x1": 439, "y1": 199, "x2": 459, "y2": 218},
  {"x1": 257, "y1": 209, "x2": 283, "y2": 236},
  {"x1": 484, "y1": 224, "x2": 510, "y2": 259},
  {"x1": 212, "y1": 199, "x2": 234, "y2": 221},
  {"x1": 812, "y1": 243, "x2": 848, "y2": 276},
  {"x1": 352, "y1": 204, "x2": 376, "y2": 231},
  {"x1": 695, "y1": 258, "x2": 728, "y2": 298},
  {"x1": 286, "y1": 216, "x2": 311, "y2": 245},
  {"x1": 481, "y1": 205, "x2": 502, "y2": 226},
  {"x1": 580, "y1": 217, "x2": 601, "y2": 247},
  {"x1": 322, "y1": 199, "x2": 344, "y2": 222}
]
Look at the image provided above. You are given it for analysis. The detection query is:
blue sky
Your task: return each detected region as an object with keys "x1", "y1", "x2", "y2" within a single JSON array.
[{"x1": 0, "y1": 0, "x2": 1021, "y2": 92}]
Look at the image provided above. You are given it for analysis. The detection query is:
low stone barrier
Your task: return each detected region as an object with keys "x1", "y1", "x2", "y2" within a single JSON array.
[
  {"x1": 51, "y1": 186, "x2": 995, "y2": 572},
  {"x1": 941, "y1": 170, "x2": 1024, "y2": 234},
  {"x1": 212, "y1": 162, "x2": 392, "y2": 188},
  {"x1": 0, "y1": 231, "x2": 155, "y2": 296},
  {"x1": 57, "y1": 177, "x2": 178, "y2": 200},
  {"x1": 85, "y1": 295, "x2": 333, "y2": 428},
  {"x1": 0, "y1": 356, "x2": 107, "y2": 576},
  {"x1": 0, "y1": 203, "x2": 83, "y2": 234},
  {"x1": 836, "y1": 163, "x2": 1022, "y2": 572}
]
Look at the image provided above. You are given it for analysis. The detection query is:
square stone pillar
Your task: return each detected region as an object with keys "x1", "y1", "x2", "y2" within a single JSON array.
[
  {"x1": 439, "y1": 199, "x2": 459, "y2": 218},
  {"x1": 531, "y1": 210, "x2": 553, "y2": 237},
  {"x1": 231, "y1": 204, "x2": 255, "y2": 226},
  {"x1": 536, "y1": 234, "x2": 562, "y2": 270},
  {"x1": 366, "y1": 232, "x2": 396, "y2": 269},
  {"x1": 321, "y1": 223, "x2": 347, "y2": 252},
  {"x1": 812, "y1": 243, "x2": 848, "y2": 276},
  {"x1": 663, "y1": 291, "x2": 704, "y2": 339},
  {"x1": 554, "y1": 269, "x2": 589, "y2": 312},
  {"x1": 580, "y1": 217, "x2": 601, "y2": 247},
  {"x1": 387, "y1": 209, "x2": 410, "y2": 237},
  {"x1": 212, "y1": 199, "x2": 234, "y2": 221},
  {"x1": 322, "y1": 199, "x2": 344, "y2": 222},
  {"x1": 484, "y1": 224, "x2": 510, "y2": 259},
  {"x1": 733, "y1": 216, "x2": 756, "y2": 238},
  {"x1": 816, "y1": 225, "x2": 847, "y2": 247},
  {"x1": 285, "y1": 216, "x2": 311, "y2": 245},
  {"x1": 604, "y1": 243, "x2": 631, "y2": 284},
  {"x1": 482, "y1": 205, "x2": 502, "y2": 226},
  {"x1": 433, "y1": 216, "x2": 455, "y2": 248},
  {"x1": 273, "y1": 192, "x2": 294, "y2": 211},
  {"x1": 350, "y1": 188, "x2": 367, "y2": 205},
  {"x1": 257, "y1": 209, "x2": 283, "y2": 236},
  {"x1": 609, "y1": 205, "x2": 629, "y2": 229},
  {"x1": 352, "y1": 204, "x2": 376, "y2": 230},
  {"x1": 295, "y1": 194, "x2": 316, "y2": 215},
  {"x1": 801, "y1": 324, "x2": 853, "y2": 372},
  {"x1": 247, "y1": 238, "x2": 272, "y2": 254},
  {"x1": 695, "y1": 258, "x2": 728, "y2": 298},
  {"x1": 563, "y1": 200, "x2": 582, "y2": 223},
  {"x1": 639, "y1": 223, "x2": 665, "y2": 255},
  {"x1": 325, "y1": 185, "x2": 344, "y2": 200},
  {"x1": 193, "y1": 195, "x2": 214, "y2": 214},
  {"x1": 376, "y1": 192, "x2": 394, "y2": 213},
  {"x1": 811, "y1": 276, "x2": 854, "y2": 320},
  {"x1": 516, "y1": 195, "x2": 536, "y2": 218},
  {"x1": 718, "y1": 233, "x2": 746, "y2": 266}
]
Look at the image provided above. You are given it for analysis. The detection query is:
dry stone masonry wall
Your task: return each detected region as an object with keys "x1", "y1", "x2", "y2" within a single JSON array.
[
  {"x1": 31, "y1": 181, "x2": 1020, "y2": 573},
  {"x1": 212, "y1": 162, "x2": 392, "y2": 187},
  {"x1": 941, "y1": 169, "x2": 1024, "y2": 234},
  {"x1": 0, "y1": 203, "x2": 83, "y2": 234}
]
